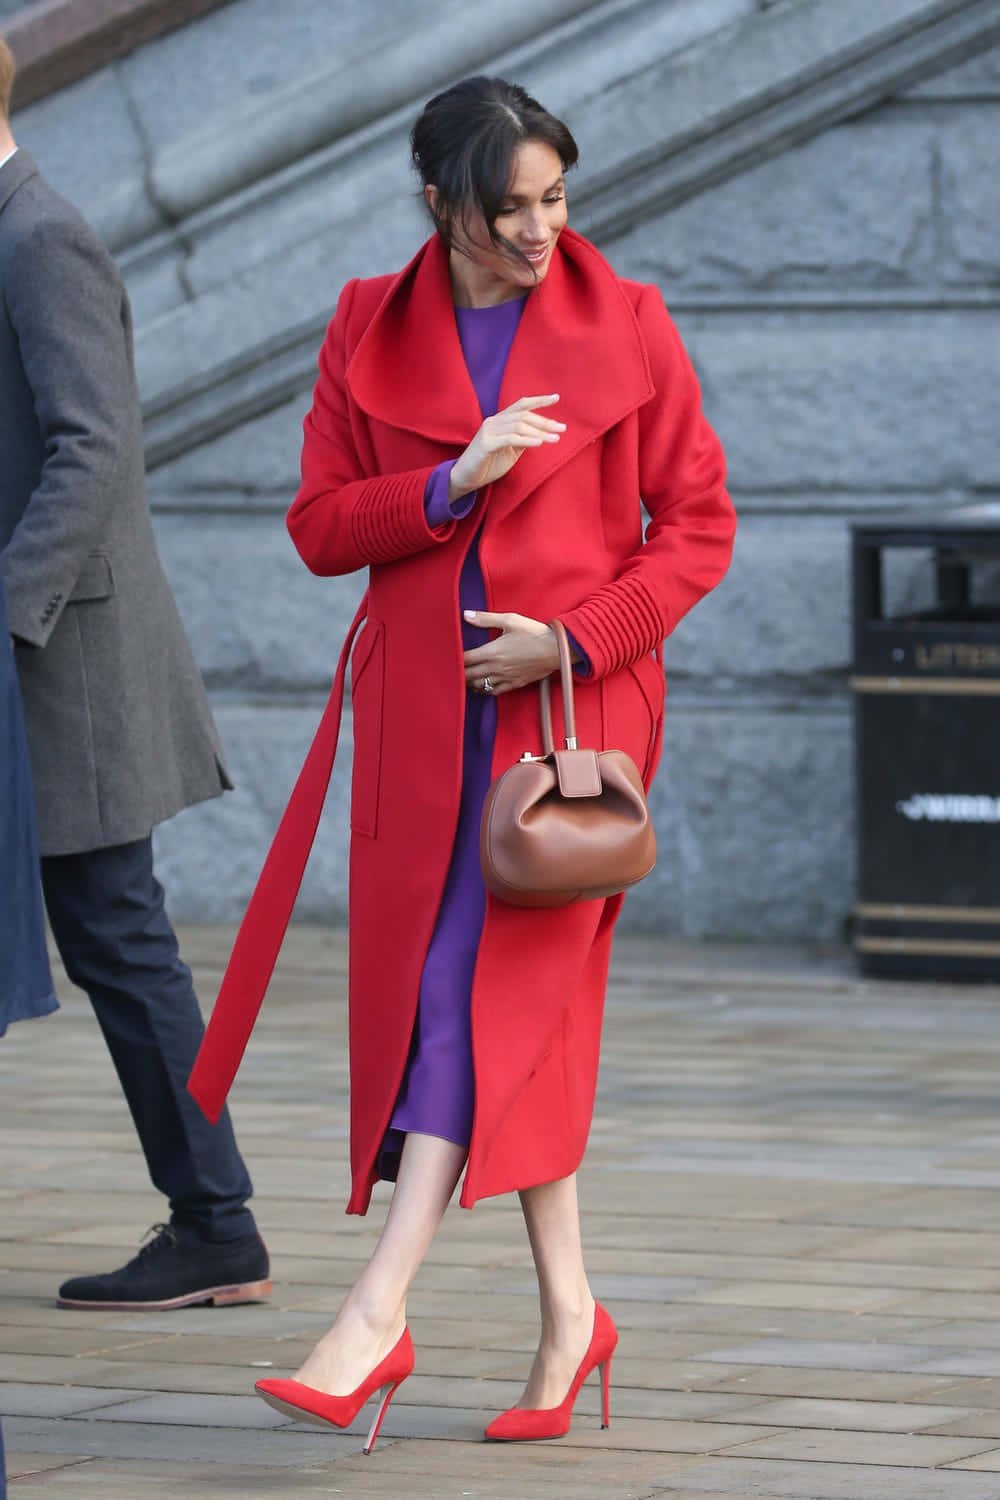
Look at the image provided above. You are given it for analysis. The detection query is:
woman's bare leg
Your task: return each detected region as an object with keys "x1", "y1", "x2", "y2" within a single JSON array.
[
  {"x1": 515, "y1": 1172, "x2": 597, "y2": 1408},
  {"x1": 293, "y1": 1132, "x2": 466, "y2": 1395}
]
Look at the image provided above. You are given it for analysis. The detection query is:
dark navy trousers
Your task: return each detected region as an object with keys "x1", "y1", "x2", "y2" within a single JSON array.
[{"x1": 41, "y1": 836, "x2": 255, "y2": 1241}]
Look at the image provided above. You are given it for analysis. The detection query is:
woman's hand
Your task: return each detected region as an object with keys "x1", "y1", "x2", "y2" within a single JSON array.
[
  {"x1": 463, "y1": 611, "x2": 563, "y2": 695},
  {"x1": 449, "y1": 395, "x2": 565, "y2": 503}
]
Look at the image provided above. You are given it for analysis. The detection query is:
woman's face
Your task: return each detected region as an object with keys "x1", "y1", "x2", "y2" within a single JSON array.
[{"x1": 431, "y1": 139, "x2": 569, "y2": 304}]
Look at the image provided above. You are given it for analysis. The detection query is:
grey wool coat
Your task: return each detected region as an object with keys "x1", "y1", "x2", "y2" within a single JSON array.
[{"x1": 0, "y1": 150, "x2": 231, "y2": 855}]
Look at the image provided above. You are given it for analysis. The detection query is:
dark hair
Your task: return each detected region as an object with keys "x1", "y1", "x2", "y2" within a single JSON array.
[{"x1": 410, "y1": 76, "x2": 578, "y2": 270}]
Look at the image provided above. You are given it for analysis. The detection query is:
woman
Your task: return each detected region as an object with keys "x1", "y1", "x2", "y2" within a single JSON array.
[{"x1": 191, "y1": 76, "x2": 735, "y2": 1450}]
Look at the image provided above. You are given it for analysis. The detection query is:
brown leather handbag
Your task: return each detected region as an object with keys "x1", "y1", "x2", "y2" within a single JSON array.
[{"x1": 480, "y1": 620, "x2": 657, "y2": 907}]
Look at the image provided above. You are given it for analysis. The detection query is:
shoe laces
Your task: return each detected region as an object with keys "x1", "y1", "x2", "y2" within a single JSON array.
[{"x1": 135, "y1": 1222, "x2": 179, "y2": 1262}]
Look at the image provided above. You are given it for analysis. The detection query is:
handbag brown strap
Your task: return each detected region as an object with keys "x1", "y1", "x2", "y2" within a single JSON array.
[{"x1": 539, "y1": 619, "x2": 578, "y2": 754}]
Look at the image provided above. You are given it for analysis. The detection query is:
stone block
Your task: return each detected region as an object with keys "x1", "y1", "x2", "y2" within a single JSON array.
[
  {"x1": 153, "y1": 702, "x2": 353, "y2": 924},
  {"x1": 14, "y1": 66, "x2": 159, "y2": 249},
  {"x1": 674, "y1": 311, "x2": 1000, "y2": 492},
  {"x1": 666, "y1": 515, "x2": 852, "y2": 683},
  {"x1": 605, "y1": 119, "x2": 936, "y2": 287},
  {"x1": 149, "y1": 396, "x2": 307, "y2": 500},
  {"x1": 940, "y1": 112, "x2": 1000, "y2": 277},
  {"x1": 626, "y1": 703, "x2": 854, "y2": 940},
  {"x1": 134, "y1": 215, "x2": 410, "y2": 407},
  {"x1": 179, "y1": 132, "x2": 424, "y2": 302},
  {"x1": 151, "y1": 512, "x2": 365, "y2": 689},
  {"x1": 908, "y1": 43, "x2": 1000, "y2": 98},
  {"x1": 119, "y1": 243, "x2": 189, "y2": 326}
]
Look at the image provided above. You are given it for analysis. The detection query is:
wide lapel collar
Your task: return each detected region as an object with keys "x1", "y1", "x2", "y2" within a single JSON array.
[
  {"x1": 346, "y1": 234, "x2": 482, "y2": 447},
  {"x1": 0, "y1": 149, "x2": 40, "y2": 216},
  {"x1": 489, "y1": 228, "x2": 655, "y2": 520}
]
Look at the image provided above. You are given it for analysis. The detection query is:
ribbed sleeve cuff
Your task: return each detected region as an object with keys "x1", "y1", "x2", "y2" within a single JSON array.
[
  {"x1": 424, "y1": 461, "x2": 476, "y2": 529},
  {"x1": 351, "y1": 467, "x2": 452, "y2": 563},
  {"x1": 560, "y1": 574, "x2": 666, "y2": 679}
]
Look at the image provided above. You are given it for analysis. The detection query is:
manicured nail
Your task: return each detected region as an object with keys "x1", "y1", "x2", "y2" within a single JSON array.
[{"x1": 464, "y1": 610, "x2": 477, "y2": 620}]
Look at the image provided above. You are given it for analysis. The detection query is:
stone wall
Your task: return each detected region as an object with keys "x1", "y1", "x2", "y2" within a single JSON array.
[
  {"x1": 603, "y1": 63, "x2": 1000, "y2": 937},
  {"x1": 8, "y1": 0, "x2": 1000, "y2": 937}
]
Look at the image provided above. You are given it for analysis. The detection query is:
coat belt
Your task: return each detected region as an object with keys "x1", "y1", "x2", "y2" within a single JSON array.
[{"x1": 187, "y1": 591, "x2": 370, "y2": 1122}]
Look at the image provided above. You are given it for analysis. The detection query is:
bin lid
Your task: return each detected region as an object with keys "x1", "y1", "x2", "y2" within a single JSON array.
[{"x1": 852, "y1": 503, "x2": 1000, "y2": 550}]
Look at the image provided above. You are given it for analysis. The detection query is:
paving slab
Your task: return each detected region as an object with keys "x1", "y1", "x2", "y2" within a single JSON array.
[
  {"x1": 947, "y1": 1447, "x2": 1000, "y2": 1470},
  {"x1": 721, "y1": 1395, "x2": 976, "y2": 1433},
  {"x1": 653, "y1": 1457, "x2": 1000, "y2": 1497},
  {"x1": 723, "y1": 1425, "x2": 998, "y2": 1466},
  {"x1": 3, "y1": 927, "x2": 1000, "y2": 1498}
]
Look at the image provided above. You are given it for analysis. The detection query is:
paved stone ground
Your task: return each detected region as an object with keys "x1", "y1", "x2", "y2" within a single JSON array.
[{"x1": 3, "y1": 928, "x2": 1000, "y2": 1498}]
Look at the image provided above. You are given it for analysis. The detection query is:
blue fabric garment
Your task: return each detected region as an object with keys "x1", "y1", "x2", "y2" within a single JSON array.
[
  {"x1": 41, "y1": 836, "x2": 256, "y2": 1239},
  {"x1": 1, "y1": 571, "x2": 57, "y2": 1036}
]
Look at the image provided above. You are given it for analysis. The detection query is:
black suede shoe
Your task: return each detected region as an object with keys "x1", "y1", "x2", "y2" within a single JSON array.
[{"x1": 57, "y1": 1223, "x2": 271, "y2": 1310}]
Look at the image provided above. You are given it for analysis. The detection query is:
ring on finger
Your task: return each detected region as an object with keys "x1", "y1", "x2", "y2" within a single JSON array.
[{"x1": 481, "y1": 676, "x2": 495, "y2": 694}]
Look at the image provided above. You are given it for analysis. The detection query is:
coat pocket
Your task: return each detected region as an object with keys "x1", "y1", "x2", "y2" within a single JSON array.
[
  {"x1": 68, "y1": 553, "x2": 114, "y2": 603},
  {"x1": 349, "y1": 619, "x2": 385, "y2": 838},
  {"x1": 628, "y1": 651, "x2": 666, "y2": 783},
  {"x1": 602, "y1": 652, "x2": 665, "y2": 785}
]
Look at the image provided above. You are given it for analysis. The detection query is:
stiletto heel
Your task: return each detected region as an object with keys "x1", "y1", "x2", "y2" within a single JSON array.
[
  {"x1": 364, "y1": 1378, "x2": 405, "y2": 1454},
  {"x1": 485, "y1": 1303, "x2": 618, "y2": 1442},
  {"x1": 255, "y1": 1327, "x2": 414, "y2": 1454}
]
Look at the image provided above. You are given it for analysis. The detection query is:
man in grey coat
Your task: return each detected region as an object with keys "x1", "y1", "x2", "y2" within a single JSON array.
[{"x1": 0, "y1": 38, "x2": 269, "y2": 1310}]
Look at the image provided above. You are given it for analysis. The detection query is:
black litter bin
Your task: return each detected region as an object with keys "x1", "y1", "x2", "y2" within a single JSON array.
[{"x1": 852, "y1": 506, "x2": 1000, "y2": 978}]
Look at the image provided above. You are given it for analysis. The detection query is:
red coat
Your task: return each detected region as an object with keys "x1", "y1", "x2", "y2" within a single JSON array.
[{"x1": 189, "y1": 228, "x2": 735, "y2": 1214}]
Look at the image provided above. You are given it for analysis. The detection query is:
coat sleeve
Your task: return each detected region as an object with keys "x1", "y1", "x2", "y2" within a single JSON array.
[
  {"x1": 559, "y1": 285, "x2": 736, "y2": 679},
  {"x1": 287, "y1": 279, "x2": 457, "y2": 576},
  {"x1": 1, "y1": 215, "x2": 136, "y2": 648}
]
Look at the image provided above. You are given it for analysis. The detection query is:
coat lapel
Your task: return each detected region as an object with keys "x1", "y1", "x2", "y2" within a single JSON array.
[
  {"x1": 346, "y1": 235, "x2": 481, "y2": 447},
  {"x1": 345, "y1": 226, "x2": 655, "y2": 512},
  {"x1": 491, "y1": 228, "x2": 654, "y2": 518}
]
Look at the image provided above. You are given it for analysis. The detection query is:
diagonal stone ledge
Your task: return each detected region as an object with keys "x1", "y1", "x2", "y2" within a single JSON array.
[
  {"x1": 143, "y1": 315, "x2": 324, "y2": 471},
  {"x1": 574, "y1": 0, "x2": 1000, "y2": 238}
]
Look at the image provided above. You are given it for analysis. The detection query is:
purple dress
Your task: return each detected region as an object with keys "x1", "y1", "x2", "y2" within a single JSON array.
[
  {"x1": 378, "y1": 297, "x2": 524, "y2": 1175},
  {"x1": 379, "y1": 296, "x2": 588, "y2": 1176}
]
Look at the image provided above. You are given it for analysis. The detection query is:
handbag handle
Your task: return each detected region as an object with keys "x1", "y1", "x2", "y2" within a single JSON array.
[{"x1": 539, "y1": 619, "x2": 578, "y2": 755}]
